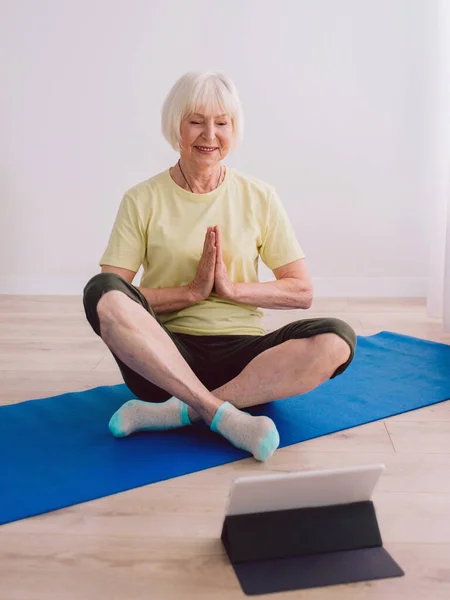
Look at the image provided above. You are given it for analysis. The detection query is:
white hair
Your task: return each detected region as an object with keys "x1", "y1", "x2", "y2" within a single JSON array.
[{"x1": 161, "y1": 71, "x2": 244, "y2": 152}]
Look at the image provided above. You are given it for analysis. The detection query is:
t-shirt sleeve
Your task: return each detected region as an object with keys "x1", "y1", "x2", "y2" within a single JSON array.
[
  {"x1": 259, "y1": 189, "x2": 305, "y2": 270},
  {"x1": 99, "y1": 193, "x2": 147, "y2": 272}
]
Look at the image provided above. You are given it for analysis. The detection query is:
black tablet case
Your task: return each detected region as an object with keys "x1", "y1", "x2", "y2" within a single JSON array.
[{"x1": 221, "y1": 500, "x2": 404, "y2": 595}]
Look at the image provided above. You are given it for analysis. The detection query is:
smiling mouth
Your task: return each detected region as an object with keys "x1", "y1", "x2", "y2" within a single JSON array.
[{"x1": 195, "y1": 146, "x2": 218, "y2": 153}]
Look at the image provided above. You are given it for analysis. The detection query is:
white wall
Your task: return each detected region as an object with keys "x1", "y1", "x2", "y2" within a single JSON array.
[
  {"x1": 0, "y1": 0, "x2": 439, "y2": 296},
  {"x1": 427, "y1": 0, "x2": 450, "y2": 318}
]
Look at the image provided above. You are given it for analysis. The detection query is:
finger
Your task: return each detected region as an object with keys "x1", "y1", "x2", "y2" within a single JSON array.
[
  {"x1": 216, "y1": 241, "x2": 222, "y2": 266},
  {"x1": 204, "y1": 229, "x2": 214, "y2": 257},
  {"x1": 208, "y1": 232, "x2": 216, "y2": 258},
  {"x1": 203, "y1": 227, "x2": 211, "y2": 250},
  {"x1": 213, "y1": 226, "x2": 220, "y2": 252}
]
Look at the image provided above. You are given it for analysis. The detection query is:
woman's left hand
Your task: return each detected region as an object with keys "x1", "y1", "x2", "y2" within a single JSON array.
[{"x1": 213, "y1": 225, "x2": 237, "y2": 301}]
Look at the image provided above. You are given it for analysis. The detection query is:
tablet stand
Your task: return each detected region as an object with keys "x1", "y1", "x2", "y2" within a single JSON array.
[{"x1": 221, "y1": 500, "x2": 404, "y2": 595}]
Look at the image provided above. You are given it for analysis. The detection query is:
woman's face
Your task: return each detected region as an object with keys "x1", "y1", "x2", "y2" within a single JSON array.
[{"x1": 179, "y1": 110, "x2": 233, "y2": 167}]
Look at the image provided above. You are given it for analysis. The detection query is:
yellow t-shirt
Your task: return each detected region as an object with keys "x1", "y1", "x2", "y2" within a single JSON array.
[{"x1": 99, "y1": 167, "x2": 305, "y2": 336}]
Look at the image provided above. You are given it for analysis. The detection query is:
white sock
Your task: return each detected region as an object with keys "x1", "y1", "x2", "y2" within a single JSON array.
[
  {"x1": 108, "y1": 397, "x2": 191, "y2": 437},
  {"x1": 210, "y1": 402, "x2": 280, "y2": 461}
]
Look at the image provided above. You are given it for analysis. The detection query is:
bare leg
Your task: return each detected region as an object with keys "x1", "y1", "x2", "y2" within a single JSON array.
[
  {"x1": 188, "y1": 334, "x2": 351, "y2": 421},
  {"x1": 96, "y1": 290, "x2": 221, "y2": 425},
  {"x1": 97, "y1": 290, "x2": 280, "y2": 461}
]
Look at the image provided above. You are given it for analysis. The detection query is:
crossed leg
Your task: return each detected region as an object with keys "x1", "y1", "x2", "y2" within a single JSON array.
[
  {"x1": 187, "y1": 333, "x2": 351, "y2": 421},
  {"x1": 94, "y1": 288, "x2": 352, "y2": 460}
]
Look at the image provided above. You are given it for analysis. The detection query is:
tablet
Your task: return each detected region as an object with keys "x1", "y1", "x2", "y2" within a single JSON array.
[{"x1": 225, "y1": 464, "x2": 385, "y2": 516}]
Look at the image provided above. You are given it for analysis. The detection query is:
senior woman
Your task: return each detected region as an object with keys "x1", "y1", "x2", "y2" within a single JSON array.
[{"x1": 83, "y1": 71, "x2": 356, "y2": 462}]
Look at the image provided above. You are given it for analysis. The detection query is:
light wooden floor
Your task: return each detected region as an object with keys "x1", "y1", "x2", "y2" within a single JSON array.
[{"x1": 0, "y1": 296, "x2": 450, "y2": 600}]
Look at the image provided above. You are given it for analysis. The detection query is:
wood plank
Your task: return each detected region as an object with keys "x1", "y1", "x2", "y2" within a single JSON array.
[
  {"x1": 92, "y1": 355, "x2": 121, "y2": 373},
  {"x1": 386, "y1": 399, "x2": 450, "y2": 422},
  {"x1": 374, "y1": 492, "x2": 450, "y2": 543},
  {"x1": 1, "y1": 296, "x2": 449, "y2": 600},
  {"x1": 0, "y1": 340, "x2": 104, "y2": 372},
  {"x1": 0, "y1": 294, "x2": 84, "y2": 314},
  {"x1": 278, "y1": 421, "x2": 395, "y2": 454},
  {"x1": 358, "y1": 314, "x2": 450, "y2": 343},
  {"x1": 0, "y1": 370, "x2": 123, "y2": 390},
  {"x1": 157, "y1": 450, "x2": 450, "y2": 494},
  {"x1": 0, "y1": 535, "x2": 449, "y2": 600},
  {"x1": 386, "y1": 421, "x2": 450, "y2": 454},
  {"x1": 0, "y1": 313, "x2": 96, "y2": 339},
  {"x1": 346, "y1": 297, "x2": 425, "y2": 313}
]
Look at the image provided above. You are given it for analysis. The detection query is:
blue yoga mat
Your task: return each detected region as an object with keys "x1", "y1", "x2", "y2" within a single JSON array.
[{"x1": 1, "y1": 331, "x2": 450, "y2": 525}]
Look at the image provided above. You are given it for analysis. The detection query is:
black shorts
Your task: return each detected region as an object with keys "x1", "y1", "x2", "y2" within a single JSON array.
[{"x1": 83, "y1": 273, "x2": 357, "y2": 403}]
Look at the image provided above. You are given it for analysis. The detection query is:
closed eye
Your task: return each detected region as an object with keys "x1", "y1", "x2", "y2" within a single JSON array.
[{"x1": 190, "y1": 122, "x2": 228, "y2": 126}]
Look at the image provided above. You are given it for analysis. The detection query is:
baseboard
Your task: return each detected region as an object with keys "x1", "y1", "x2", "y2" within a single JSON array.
[{"x1": 0, "y1": 275, "x2": 427, "y2": 297}]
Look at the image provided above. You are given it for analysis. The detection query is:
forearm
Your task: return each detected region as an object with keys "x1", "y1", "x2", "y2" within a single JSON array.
[
  {"x1": 137, "y1": 284, "x2": 199, "y2": 314},
  {"x1": 233, "y1": 278, "x2": 313, "y2": 310}
]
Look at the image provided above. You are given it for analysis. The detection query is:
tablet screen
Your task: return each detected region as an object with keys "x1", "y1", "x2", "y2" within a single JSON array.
[{"x1": 225, "y1": 464, "x2": 385, "y2": 516}]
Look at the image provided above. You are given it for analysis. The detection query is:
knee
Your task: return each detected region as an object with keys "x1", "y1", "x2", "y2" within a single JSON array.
[
  {"x1": 313, "y1": 333, "x2": 350, "y2": 364},
  {"x1": 313, "y1": 318, "x2": 356, "y2": 371},
  {"x1": 83, "y1": 273, "x2": 123, "y2": 305},
  {"x1": 330, "y1": 333, "x2": 352, "y2": 365},
  {"x1": 324, "y1": 318, "x2": 357, "y2": 348},
  {"x1": 83, "y1": 273, "x2": 127, "y2": 335}
]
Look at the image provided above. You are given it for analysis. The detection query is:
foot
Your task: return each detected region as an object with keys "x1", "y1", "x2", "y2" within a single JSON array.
[
  {"x1": 210, "y1": 402, "x2": 280, "y2": 461},
  {"x1": 108, "y1": 397, "x2": 191, "y2": 437}
]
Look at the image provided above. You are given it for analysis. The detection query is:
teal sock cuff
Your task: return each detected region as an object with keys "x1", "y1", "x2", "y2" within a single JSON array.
[
  {"x1": 180, "y1": 402, "x2": 191, "y2": 426},
  {"x1": 210, "y1": 402, "x2": 231, "y2": 433},
  {"x1": 257, "y1": 428, "x2": 280, "y2": 461}
]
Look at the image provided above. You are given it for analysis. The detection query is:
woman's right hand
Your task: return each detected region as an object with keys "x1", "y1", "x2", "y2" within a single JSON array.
[{"x1": 188, "y1": 226, "x2": 216, "y2": 302}]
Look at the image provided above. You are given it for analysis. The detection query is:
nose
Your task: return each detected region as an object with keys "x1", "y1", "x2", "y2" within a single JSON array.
[{"x1": 202, "y1": 122, "x2": 216, "y2": 144}]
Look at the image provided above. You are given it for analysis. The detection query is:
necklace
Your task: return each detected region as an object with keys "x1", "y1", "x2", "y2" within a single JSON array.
[{"x1": 177, "y1": 159, "x2": 222, "y2": 193}]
